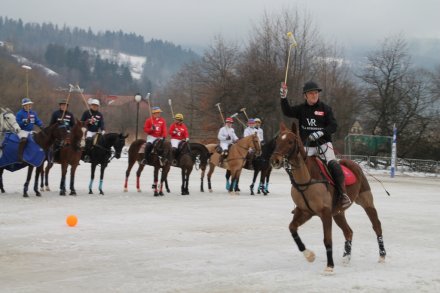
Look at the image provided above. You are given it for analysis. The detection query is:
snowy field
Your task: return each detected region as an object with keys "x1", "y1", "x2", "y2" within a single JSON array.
[{"x1": 1, "y1": 159, "x2": 439, "y2": 293}]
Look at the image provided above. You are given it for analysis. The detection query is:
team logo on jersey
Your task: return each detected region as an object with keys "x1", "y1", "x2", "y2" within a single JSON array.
[{"x1": 314, "y1": 111, "x2": 324, "y2": 116}]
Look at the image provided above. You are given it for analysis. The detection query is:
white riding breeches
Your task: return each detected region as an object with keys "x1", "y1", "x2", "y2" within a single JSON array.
[
  {"x1": 146, "y1": 136, "x2": 160, "y2": 144},
  {"x1": 171, "y1": 138, "x2": 181, "y2": 148},
  {"x1": 305, "y1": 142, "x2": 336, "y2": 162}
]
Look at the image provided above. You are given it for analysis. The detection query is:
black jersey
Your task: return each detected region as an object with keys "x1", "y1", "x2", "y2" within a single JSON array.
[
  {"x1": 81, "y1": 110, "x2": 105, "y2": 132},
  {"x1": 49, "y1": 110, "x2": 75, "y2": 130}
]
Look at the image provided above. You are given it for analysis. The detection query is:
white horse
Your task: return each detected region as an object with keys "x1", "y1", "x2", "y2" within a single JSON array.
[{"x1": 0, "y1": 107, "x2": 21, "y2": 142}]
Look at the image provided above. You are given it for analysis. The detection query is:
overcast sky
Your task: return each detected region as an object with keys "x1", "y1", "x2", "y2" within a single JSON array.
[{"x1": 1, "y1": 0, "x2": 439, "y2": 51}]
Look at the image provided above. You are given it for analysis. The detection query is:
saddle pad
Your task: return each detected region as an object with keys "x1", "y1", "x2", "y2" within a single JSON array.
[
  {"x1": 315, "y1": 158, "x2": 357, "y2": 186},
  {"x1": 0, "y1": 132, "x2": 45, "y2": 171}
]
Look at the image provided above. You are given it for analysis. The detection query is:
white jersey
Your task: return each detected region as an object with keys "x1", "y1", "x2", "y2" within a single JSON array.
[
  {"x1": 218, "y1": 126, "x2": 239, "y2": 151},
  {"x1": 243, "y1": 127, "x2": 257, "y2": 137},
  {"x1": 255, "y1": 127, "x2": 264, "y2": 143}
]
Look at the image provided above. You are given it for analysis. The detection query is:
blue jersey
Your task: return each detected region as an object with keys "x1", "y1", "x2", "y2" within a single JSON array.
[{"x1": 16, "y1": 109, "x2": 43, "y2": 131}]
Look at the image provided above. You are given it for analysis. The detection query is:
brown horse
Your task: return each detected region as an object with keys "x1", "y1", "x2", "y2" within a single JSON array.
[
  {"x1": 270, "y1": 122, "x2": 386, "y2": 273},
  {"x1": 124, "y1": 138, "x2": 171, "y2": 196},
  {"x1": 204, "y1": 133, "x2": 261, "y2": 194},
  {"x1": 44, "y1": 120, "x2": 83, "y2": 196}
]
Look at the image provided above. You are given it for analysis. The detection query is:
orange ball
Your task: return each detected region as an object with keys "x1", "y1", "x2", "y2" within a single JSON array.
[{"x1": 66, "y1": 215, "x2": 78, "y2": 227}]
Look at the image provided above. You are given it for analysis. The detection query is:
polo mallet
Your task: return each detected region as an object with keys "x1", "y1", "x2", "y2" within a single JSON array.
[
  {"x1": 60, "y1": 84, "x2": 75, "y2": 121},
  {"x1": 21, "y1": 65, "x2": 32, "y2": 98},
  {"x1": 284, "y1": 31, "x2": 298, "y2": 85},
  {"x1": 144, "y1": 93, "x2": 152, "y2": 121},
  {"x1": 168, "y1": 99, "x2": 175, "y2": 119},
  {"x1": 215, "y1": 102, "x2": 225, "y2": 124},
  {"x1": 74, "y1": 84, "x2": 93, "y2": 117},
  {"x1": 230, "y1": 113, "x2": 246, "y2": 127},
  {"x1": 240, "y1": 107, "x2": 249, "y2": 120}
]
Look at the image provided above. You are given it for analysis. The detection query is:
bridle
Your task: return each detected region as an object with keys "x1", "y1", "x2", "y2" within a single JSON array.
[
  {"x1": 272, "y1": 131, "x2": 300, "y2": 170},
  {"x1": 0, "y1": 110, "x2": 19, "y2": 133}
]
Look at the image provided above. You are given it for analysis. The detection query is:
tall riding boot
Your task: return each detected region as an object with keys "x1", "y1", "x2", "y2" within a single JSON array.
[
  {"x1": 328, "y1": 160, "x2": 351, "y2": 208},
  {"x1": 171, "y1": 147, "x2": 178, "y2": 165},
  {"x1": 141, "y1": 143, "x2": 153, "y2": 165},
  {"x1": 18, "y1": 137, "x2": 27, "y2": 162},
  {"x1": 83, "y1": 138, "x2": 93, "y2": 162}
]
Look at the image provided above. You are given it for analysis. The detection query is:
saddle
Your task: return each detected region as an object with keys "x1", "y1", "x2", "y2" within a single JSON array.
[{"x1": 315, "y1": 158, "x2": 357, "y2": 186}]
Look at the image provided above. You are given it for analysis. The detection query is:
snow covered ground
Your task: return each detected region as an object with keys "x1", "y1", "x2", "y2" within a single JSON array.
[{"x1": 1, "y1": 160, "x2": 439, "y2": 292}]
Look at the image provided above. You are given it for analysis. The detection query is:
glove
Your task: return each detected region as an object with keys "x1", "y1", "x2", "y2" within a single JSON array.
[
  {"x1": 23, "y1": 121, "x2": 29, "y2": 126},
  {"x1": 280, "y1": 82, "x2": 288, "y2": 99},
  {"x1": 308, "y1": 131, "x2": 324, "y2": 142},
  {"x1": 185, "y1": 138, "x2": 189, "y2": 142},
  {"x1": 226, "y1": 136, "x2": 231, "y2": 140},
  {"x1": 101, "y1": 130, "x2": 106, "y2": 135}
]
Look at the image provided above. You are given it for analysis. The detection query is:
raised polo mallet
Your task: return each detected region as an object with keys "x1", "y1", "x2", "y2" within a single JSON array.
[
  {"x1": 60, "y1": 84, "x2": 75, "y2": 121},
  {"x1": 240, "y1": 107, "x2": 249, "y2": 120},
  {"x1": 231, "y1": 113, "x2": 246, "y2": 127},
  {"x1": 144, "y1": 93, "x2": 152, "y2": 121},
  {"x1": 168, "y1": 99, "x2": 175, "y2": 119},
  {"x1": 215, "y1": 102, "x2": 225, "y2": 124},
  {"x1": 74, "y1": 84, "x2": 92, "y2": 116},
  {"x1": 284, "y1": 31, "x2": 298, "y2": 85},
  {"x1": 21, "y1": 65, "x2": 32, "y2": 97}
]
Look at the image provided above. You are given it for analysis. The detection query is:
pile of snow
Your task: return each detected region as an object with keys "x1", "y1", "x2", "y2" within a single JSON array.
[{"x1": 83, "y1": 47, "x2": 146, "y2": 80}]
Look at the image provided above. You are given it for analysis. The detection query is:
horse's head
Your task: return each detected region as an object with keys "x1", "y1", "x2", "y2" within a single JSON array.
[
  {"x1": 112, "y1": 133, "x2": 128, "y2": 159},
  {"x1": 270, "y1": 122, "x2": 304, "y2": 169},
  {"x1": 251, "y1": 133, "x2": 262, "y2": 157},
  {"x1": 0, "y1": 107, "x2": 21, "y2": 133}
]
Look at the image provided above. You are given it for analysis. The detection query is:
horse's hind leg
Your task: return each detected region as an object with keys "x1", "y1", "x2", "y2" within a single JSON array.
[
  {"x1": 44, "y1": 162, "x2": 53, "y2": 191},
  {"x1": 200, "y1": 166, "x2": 205, "y2": 192},
  {"x1": 333, "y1": 213, "x2": 353, "y2": 264},
  {"x1": 89, "y1": 163, "x2": 97, "y2": 194},
  {"x1": 33, "y1": 166, "x2": 43, "y2": 196},
  {"x1": 250, "y1": 169, "x2": 258, "y2": 195},
  {"x1": 357, "y1": 190, "x2": 386, "y2": 262},
  {"x1": 289, "y1": 208, "x2": 315, "y2": 262},
  {"x1": 98, "y1": 164, "x2": 107, "y2": 195},
  {"x1": 207, "y1": 163, "x2": 215, "y2": 192},
  {"x1": 69, "y1": 165, "x2": 78, "y2": 196}
]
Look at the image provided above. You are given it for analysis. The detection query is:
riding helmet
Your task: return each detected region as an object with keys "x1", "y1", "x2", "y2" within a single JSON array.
[
  {"x1": 174, "y1": 113, "x2": 184, "y2": 120},
  {"x1": 302, "y1": 81, "x2": 322, "y2": 93},
  {"x1": 21, "y1": 98, "x2": 33, "y2": 106}
]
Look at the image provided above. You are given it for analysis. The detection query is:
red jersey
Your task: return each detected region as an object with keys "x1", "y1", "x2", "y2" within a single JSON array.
[
  {"x1": 143, "y1": 117, "x2": 167, "y2": 138},
  {"x1": 169, "y1": 122, "x2": 189, "y2": 140}
]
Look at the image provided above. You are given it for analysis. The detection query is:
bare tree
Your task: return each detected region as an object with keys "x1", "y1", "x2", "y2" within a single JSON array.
[{"x1": 358, "y1": 36, "x2": 438, "y2": 157}]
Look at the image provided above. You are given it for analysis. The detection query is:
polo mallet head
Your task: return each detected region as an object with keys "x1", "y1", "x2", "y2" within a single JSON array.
[
  {"x1": 168, "y1": 98, "x2": 175, "y2": 118},
  {"x1": 143, "y1": 92, "x2": 151, "y2": 102},
  {"x1": 215, "y1": 102, "x2": 225, "y2": 124},
  {"x1": 231, "y1": 113, "x2": 246, "y2": 127},
  {"x1": 239, "y1": 107, "x2": 249, "y2": 120},
  {"x1": 284, "y1": 31, "x2": 298, "y2": 85},
  {"x1": 21, "y1": 65, "x2": 32, "y2": 71}
]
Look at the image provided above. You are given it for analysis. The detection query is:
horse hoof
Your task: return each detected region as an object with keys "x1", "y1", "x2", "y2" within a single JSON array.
[
  {"x1": 40, "y1": 188, "x2": 44, "y2": 192},
  {"x1": 23, "y1": 193, "x2": 29, "y2": 198},
  {"x1": 45, "y1": 187, "x2": 51, "y2": 191},
  {"x1": 303, "y1": 249, "x2": 315, "y2": 262},
  {"x1": 342, "y1": 255, "x2": 351, "y2": 265},
  {"x1": 60, "y1": 192, "x2": 66, "y2": 196},
  {"x1": 323, "y1": 266, "x2": 334, "y2": 275},
  {"x1": 1, "y1": 189, "x2": 5, "y2": 193},
  {"x1": 137, "y1": 189, "x2": 142, "y2": 193},
  {"x1": 209, "y1": 189, "x2": 213, "y2": 193},
  {"x1": 378, "y1": 256, "x2": 386, "y2": 263},
  {"x1": 36, "y1": 192, "x2": 41, "y2": 197},
  {"x1": 100, "y1": 191, "x2": 104, "y2": 195},
  {"x1": 123, "y1": 188, "x2": 128, "y2": 192},
  {"x1": 69, "y1": 191, "x2": 77, "y2": 196},
  {"x1": 154, "y1": 192, "x2": 159, "y2": 197},
  {"x1": 159, "y1": 191, "x2": 164, "y2": 196},
  {"x1": 89, "y1": 190, "x2": 93, "y2": 194}
]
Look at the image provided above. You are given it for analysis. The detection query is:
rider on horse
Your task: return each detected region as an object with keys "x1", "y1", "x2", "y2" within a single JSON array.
[
  {"x1": 254, "y1": 118, "x2": 265, "y2": 145},
  {"x1": 49, "y1": 99, "x2": 75, "y2": 161},
  {"x1": 141, "y1": 106, "x2": 167, "y2": 165},
  {"x1": 217, "y1": 117, "x2": 238, "y2": 166},
  {"x1": 81, "y1": 99, "x2": 105, "y2": 163},
  {"x1": 16, "y1": 98, "x2": 44, "y2": 162},
  {"x1": 243, "y1": 118, "x2": 257, "y2": 137},
  {"x1": 169, "y1": 113, "x2": 189, "y2": 166},
  {"x1": 280, "y1": 80, "x2": 351, "y2": 208}
]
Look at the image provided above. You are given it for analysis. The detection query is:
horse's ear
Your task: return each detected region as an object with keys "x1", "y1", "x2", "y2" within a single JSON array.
[
  {"x1": 291, "y1": 121, "x2": 299, "y2": 134},
  {"x1": 280, "y1": 122, "x2": 287, "y2": 132},
  {"x1": 6, "y1": 107, "x2": 12, "y2": 112}
]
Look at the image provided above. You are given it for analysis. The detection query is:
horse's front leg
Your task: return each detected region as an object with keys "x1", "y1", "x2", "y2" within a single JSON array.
[
  {"x1": 200, "y1": 166, "x2": 205, "y2": 192},
  {"x1": 98, "y1": 163, "x2": 107, "y2": 195},
  {"x1": 89, "y1": 163, "x2": 97, "y2": 194},
  {"x1": 250, "y1": 169, "x2": 259, "y2": 195},
  {"x1": 321, "y1": 208, "x2": 334, "y2": 273},
  {"x1": 59, "y1": 164, "x2": 68, "y2": 196},
  {"x1": 289, "y1": 208, "x2": 315, "y2": 262},
  {"x1": 153, "y1": 167, "x2": 159, "y2": 196},
  {"x1": 23, "y1": 166, "x2": 34, "y2": 197},
  {"x1": 134, "y1": 163, "x2": 145, "y2": 192},
  {"x1": 69, "y1": 164, "x2": 78, "y2": 196},
  {"x1": 158, "y1": 166, "x2": 170, "y2": 196},
  {"x1": 181, "y1": 168, "x2": 185, "y2": 195},
  {"x1": 207, "y1": 163, "x2": 215, "y2": 192},
  {"x1": 0, "y1": 168, "x2": 5, "y2": 193},
  {"x1": 44, "y1": 162, "x2": 53, "y2": 191},
  {"x1": 225, "y1": 170, "x2": 231, "y2": 191},
  {"x1": 39, "y1": 162, "x2": 45, "y2": 191}
]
